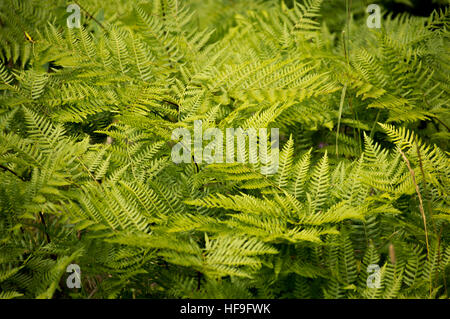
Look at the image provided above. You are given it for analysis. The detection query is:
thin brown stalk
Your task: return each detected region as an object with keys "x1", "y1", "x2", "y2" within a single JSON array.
[
  {"x1": 39, "y1": 211, "x2": 51, "y2": 244},
  {"x1": 73, "y1": 0, "x2": 106, "y2": 30},
  {"x1": 414, "y1": 135, "x2": 436, "y2": 233},
  {"x1": 398, "y1": 147, "x2": 429, "y2": 258}
]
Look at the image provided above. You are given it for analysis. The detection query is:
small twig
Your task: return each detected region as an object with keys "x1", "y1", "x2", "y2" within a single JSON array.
[
  {"x1": 73, "y1": 0, "x2": 106, "y2": 30},
  {"x1": 76, "y1": 156, "x2": 102, "y2": 186},
  {"x1": 375, "y1": 230, "x2": 400, "y2": 251},
  {"x1": 422, "y1": 94, "x2": 449, "y2": 131},
  {"x1": 398, "y1": 147, "x2": 429, "y2": 258},
  {"x1": 336, "y1": 84, "x2": 347, "y2": 158},
  {"x1": 191, "y1": 155, "x2": 199, "y2": 173},
  {"x1": 88, "y1": 284, "x2": 99, "y2": 299},
  {"x1": 432, "y1": 116, "x2": 450, "y2": 131},
  {"x1": 0, "y1": 164, "x2": 27, "y2": 181},
  {"x1": 39, "y1": 211, "x2": 51, "y2": 244},
  {"x1": 414, "y1": 135, "x2": 436, "y2": 233},
  {"x1": 389, "y1": 243, "x2": 396, "y2": 265},
  {"x1": 163, "y1": 99, "x2": 180, "y2": 109}
]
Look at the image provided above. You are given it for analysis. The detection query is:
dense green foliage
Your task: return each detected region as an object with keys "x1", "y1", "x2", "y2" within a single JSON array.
[{"x1": 0, "y1": 0, "x2": 449, "y2": 299}]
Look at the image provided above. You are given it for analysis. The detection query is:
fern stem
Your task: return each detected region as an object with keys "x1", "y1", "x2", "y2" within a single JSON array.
[
  {"x1": 0, "y1": 164, "x2": 27, "y2": 181},
  {"x1": 336, "y1": 84, "x2": 347, "y2": 158},
  {"x1": 38, "y1": 211, "x2": 51, "y2": 244},
  {"x1": 398, "y1": 147, "x2": 430, "y2": 259},
  {"x1": 73, "y1": 0, "x2": 105, "y2": 30},
  {"x1": 432, "y1": 116, "x2": 450, "y2": 131},
  {"x1": 369, "y1": 110, "x2": 381, "y2": 140},
  {"x1": 414, "y1": 135, "x2": 436, "y2": 234}
]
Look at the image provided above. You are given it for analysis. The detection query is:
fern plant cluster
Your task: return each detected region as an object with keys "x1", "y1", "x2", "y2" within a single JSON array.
[{"x1": 0, "y1": 0, "x2": 449, "y2": 299}]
